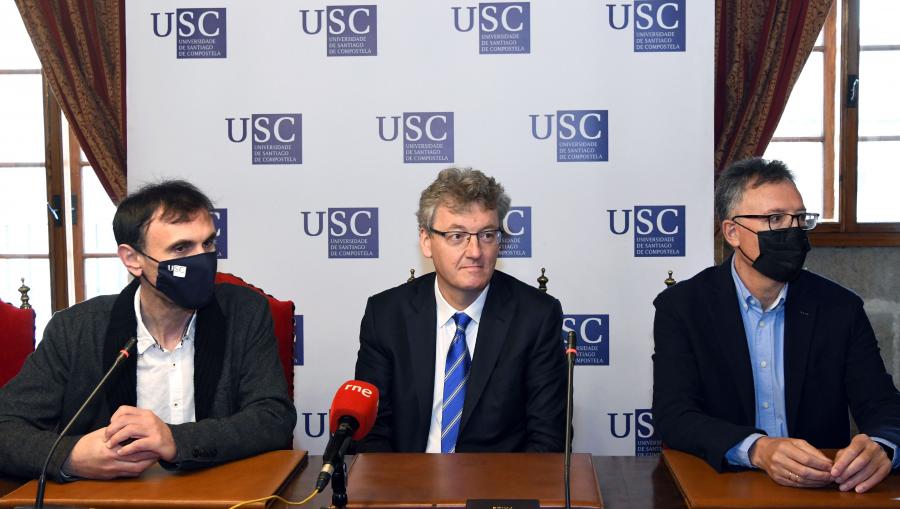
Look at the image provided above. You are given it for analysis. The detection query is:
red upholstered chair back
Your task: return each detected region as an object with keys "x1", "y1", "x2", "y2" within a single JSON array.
[
  {"x1": 214, "y1": 273, "x2": 295, "y2": 398},
  {"x1": 0, "y1": 299, "x2": 36, "y2": 388}
]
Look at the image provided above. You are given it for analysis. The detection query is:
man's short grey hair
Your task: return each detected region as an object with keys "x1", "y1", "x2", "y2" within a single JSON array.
[
  {"x1": 715, "y1": 157, "x2": 796, "y2": 223},
  {"x1": 416, "y1": 167, "x2": 511, "y2": 230}
]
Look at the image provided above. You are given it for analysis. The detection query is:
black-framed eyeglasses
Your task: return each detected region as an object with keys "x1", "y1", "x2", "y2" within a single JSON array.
[
  {"x1": 731, "y1": 212, "x2": 820, "y2": 231},
  {"x1": 428, "y1": 228, "x2": 503, "y2": 247}
]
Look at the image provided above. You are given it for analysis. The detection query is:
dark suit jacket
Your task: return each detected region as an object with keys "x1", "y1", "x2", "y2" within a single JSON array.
[
  {"x1": 354, "y1": 270, "x2": 566, "y2": 452},
  {"x1": 0, "y1": 279, "x2": 296, "y2": 480},
  {"x1": 652, "y1": 256, "x2": 900, "y2": 471}
]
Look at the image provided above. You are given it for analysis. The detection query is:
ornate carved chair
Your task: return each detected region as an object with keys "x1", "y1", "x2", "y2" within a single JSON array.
[
  {"x1": 214, "y1": 273, "x2": 296, "y2": 398},
  {"x1": 0, "y1": 281, "x2": 36, "y2": 388}
]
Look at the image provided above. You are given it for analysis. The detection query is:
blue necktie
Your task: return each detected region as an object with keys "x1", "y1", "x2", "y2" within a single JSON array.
[{"x1": 441, "y1": 312, "x2": 472, "y2": 453}]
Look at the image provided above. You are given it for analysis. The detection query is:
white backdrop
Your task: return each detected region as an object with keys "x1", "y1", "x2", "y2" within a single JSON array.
[{"x1": 126, "y1": 0, "x2": 714, "y2": 455}]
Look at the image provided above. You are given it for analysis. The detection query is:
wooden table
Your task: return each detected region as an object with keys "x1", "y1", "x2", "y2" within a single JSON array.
[
  {"x1": 0, "y1": 455, "x2": 685, "y2": 509},
  {"x1": 274, "y1": 455, "x2": 687, "y2": 509},
  {"x1": 0, "y1": 476, "x2": 25, "y2": 500}
]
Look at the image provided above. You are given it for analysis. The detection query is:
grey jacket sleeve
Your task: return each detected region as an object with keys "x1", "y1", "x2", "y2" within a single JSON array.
[
  {"x1": 163, "y1": 295, "x2": 297, "y2": 470},
  {"x1": 0, "y1": 311, "x2": 86, "y2": 481}
]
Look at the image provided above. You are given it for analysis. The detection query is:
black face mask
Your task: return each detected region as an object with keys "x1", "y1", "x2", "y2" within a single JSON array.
[
  {"x1": 736, "y1": 226, "x2": 810, "y2": 282},
  {"x1": 137, "y1": 250, "x2": 218, "y2": 309}
]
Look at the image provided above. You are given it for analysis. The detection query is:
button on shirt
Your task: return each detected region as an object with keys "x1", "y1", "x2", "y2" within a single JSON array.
[
  {"x1": 724, "y1": 258, "x2": 789, "y2": 467},
  {"x1": 134, "y1": 288, "x2": 197, "y2": 425},
  {"x1": 425, "y1": 282, "x2": 489, "y2": 453},
  {"x1": 725, "y1": 259, "x2": 900, "y2": 469}
]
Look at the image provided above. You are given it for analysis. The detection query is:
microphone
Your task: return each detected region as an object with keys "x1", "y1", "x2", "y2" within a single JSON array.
[
  {"x1": 30, "y1": 337, "x2": 137, "y2": 509},
  {"x1": 564, "y1": 331, "x2": 577, "y2": 509},
  {"x1": 314, "y1": 380, "x2": 379, "y2": 492}
]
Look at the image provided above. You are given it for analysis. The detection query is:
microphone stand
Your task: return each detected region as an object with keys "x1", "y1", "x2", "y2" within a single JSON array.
[
  {"x1": 31, "y1": 337, "x2": 137, "y2": 509},
  {"x1": 564, "y1": 331, "x2": 577, "y2": 509},
  {"x1": 330, "y1": 435, "x2": 352, "y2": 508},
  {"x1": 330, "y1": 453, "x2": 348, "y2": 508}
]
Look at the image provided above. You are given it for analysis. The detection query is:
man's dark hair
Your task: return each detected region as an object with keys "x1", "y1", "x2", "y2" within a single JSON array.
[
  {"x1": 113, "y1": 180, "x2": 214, "y2": 250},
  {"x1": 714, "y1": 157, "x2": 796, "y2": 223}
]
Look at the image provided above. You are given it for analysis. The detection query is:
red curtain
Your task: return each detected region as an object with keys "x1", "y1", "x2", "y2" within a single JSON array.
[
  {"x1": 713, "y1": 1, "x2": 833, "y2": 260},
  {"x1": 15, "y1": 0, "x2": 126, "y2": 203},
  {"x1": 715, "y1": 0, "x2": 834, "y2": 174}
]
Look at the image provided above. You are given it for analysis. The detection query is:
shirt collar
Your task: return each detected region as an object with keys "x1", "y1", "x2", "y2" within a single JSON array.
[
  {"x1": 434, "y1": 279, "x2": 490, "y2": 329},
  {"x1": 133, "y1": 286, "x2": 196, "y2": 354},
  {"x1": 730, "y1": 255, "x2": 788, "y2": 313}
]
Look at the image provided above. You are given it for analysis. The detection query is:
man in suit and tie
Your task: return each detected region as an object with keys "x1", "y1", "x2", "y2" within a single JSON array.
[
  {"x1": 652, "y1": 157, "x2": 900, "y2": 493},
  {"x1": 354, "y1": 167, "x2": 566, "y2": 453}
]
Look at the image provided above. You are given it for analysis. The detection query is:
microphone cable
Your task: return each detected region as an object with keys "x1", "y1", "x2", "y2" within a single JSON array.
[{"x1": 227, "y1": 487, "x2": 319, "y2": 509}]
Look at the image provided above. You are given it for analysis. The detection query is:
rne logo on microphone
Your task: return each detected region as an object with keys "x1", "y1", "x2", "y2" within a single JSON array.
[
  {"x1": 606, "y1": 0, "x2": 686, "y2": 52},
  {"x1": 452, "y1": 2, "x2": 531, "y2": 54},
  {"x1": 377, "y1": 112, "x2": 454, "y2": 164},
  {"x1": 530, "y1": 110, "x2": 609, "y2": 162},
  {"x1": 225, "y1": 114, "x2": 303, "y2": 165},
  {"x1": 343, "y1": 384, "x2": 374, "y2": 398},
  {"x1": 299, "y1": 5, "x2": 378, "y2": 56},
  {"x1": 499, "y1": 206, "x2": 531, "y2": 258},
  {"x1": 562, "y1": 314, "x2": 609, "y2": 366},
  {"x1": 607, "y1": 205, "x2": 686, "y2": 257},
  {"x1": 150, "y1": 8, "x2": 227, "y2": 58}
]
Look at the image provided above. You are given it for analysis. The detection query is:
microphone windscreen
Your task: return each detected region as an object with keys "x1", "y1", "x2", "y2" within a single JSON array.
[{"x1": 329, "y1": 380, "x2": 379, "y2": 440}]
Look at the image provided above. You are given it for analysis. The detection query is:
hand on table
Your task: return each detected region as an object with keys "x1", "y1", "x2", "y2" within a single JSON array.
[
  {"x1": 749, "y1": 436, "x2": 833, "y2": 488},
  {"x1": 62, "y1": 427, "x2": 159, "y2": 480},
  {"x1": 103, "y1": 405, "x2": 177, "y2": 463},
  {"x1": 831, "y1": 434, "x2": 892, "y2": 493}
]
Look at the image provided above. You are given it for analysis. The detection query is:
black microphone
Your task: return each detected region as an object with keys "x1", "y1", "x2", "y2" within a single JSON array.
[
  {"x1": 564, "y1": 330, "x2": 577, "y2": 509},
  {"x1": 315, "y1": 416, "x2": 357, "y2": 492},
  {"x1": 314, "y1": 380, "x2": 379, "y2": 493},
  {"x1": 29, "y1": 337, "x2": 137, "y2": 509}
]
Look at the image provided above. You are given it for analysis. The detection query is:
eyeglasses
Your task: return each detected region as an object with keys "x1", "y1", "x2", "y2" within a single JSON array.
[
  {"x1": 428, "y1": 228, "x2": 503, "y2": 247},
  {"x1": 730, "y1": 212, "x2": 820, "y2": 231}
]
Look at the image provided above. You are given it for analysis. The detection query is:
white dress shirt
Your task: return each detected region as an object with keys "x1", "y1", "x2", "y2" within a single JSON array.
[
  {"x1": 424, "y1": 281, "x2": 489, "y2": 453},
  {"x1": 133, "y1": 287, "x2": 196, "y2": 425}
]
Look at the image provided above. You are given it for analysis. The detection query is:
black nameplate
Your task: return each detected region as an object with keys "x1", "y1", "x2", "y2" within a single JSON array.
[{"x1": 466, "y1": 499, "x2": 540, "y2": 509}]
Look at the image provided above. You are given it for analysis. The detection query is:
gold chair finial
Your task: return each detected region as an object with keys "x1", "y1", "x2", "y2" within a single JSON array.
[
  {"x1": 664, "y1": 270, "x2": 676, "y2": 287},
  {"x1": 537, "y1": 268, "x2": 549, "y2": 292},
  {"x1": 19, "y1": 278, "x2": 32, "y2": 309}
]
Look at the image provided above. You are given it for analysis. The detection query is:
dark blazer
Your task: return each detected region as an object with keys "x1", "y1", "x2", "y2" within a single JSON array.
[
  {"x1": 0, "y1": 279, "x2": 296, "y2": 480},
  {"x1": 354, "y1": 270, "x2": 566, "y2": 452},
  {"x1": 652, "y1": 256, "x2": 900, "y2": 471}
]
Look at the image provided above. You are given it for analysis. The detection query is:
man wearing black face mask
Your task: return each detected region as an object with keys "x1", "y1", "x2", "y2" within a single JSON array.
[
  {"x1": 652, "y1": 158, "x2": 900, "y2": 493},
  {"x1": 0, "y1": 180, "x2": 296, "y2": 481}
]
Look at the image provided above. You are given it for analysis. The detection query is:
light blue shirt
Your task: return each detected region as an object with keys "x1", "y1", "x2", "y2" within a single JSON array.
[{"x1": 724, "y1": 258, "x2": 899, "y2": 469}]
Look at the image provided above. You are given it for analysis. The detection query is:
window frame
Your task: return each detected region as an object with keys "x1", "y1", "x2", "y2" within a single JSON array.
[
  {"x1": 2, "y1": 8, "x2": 122, "y2": 328},
  {"x1": 67, "y1": 126, "x2": 120, "y2": 303},
  {"x1": 44, "y1": 75, "x2": 69, "y2": 310},
  {"x1": 806, "y1": 0, "x2": 900, "y2": 246},
  {"x1": 0, "y1": 65, "x2": 68, "y2": 312}
]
